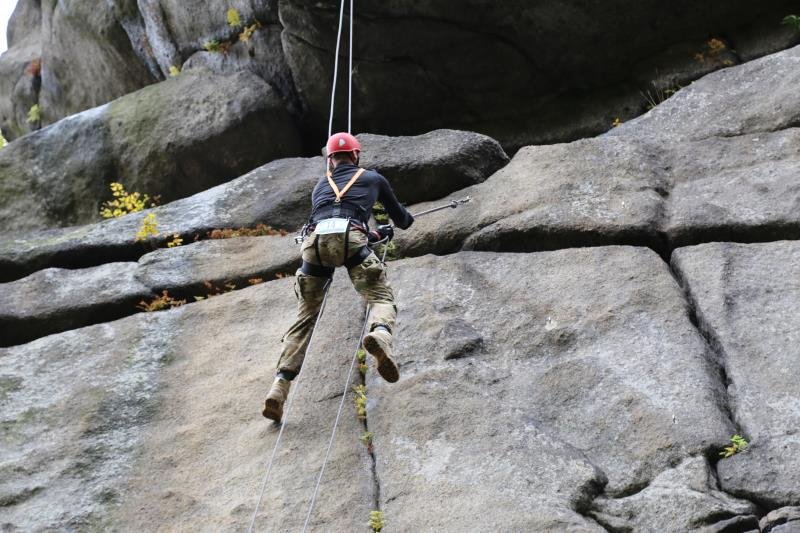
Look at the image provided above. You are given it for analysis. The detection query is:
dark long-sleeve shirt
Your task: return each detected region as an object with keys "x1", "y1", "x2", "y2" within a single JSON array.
[{"x1": 310, "y1": 163, "x2": 414, "y2": 229}]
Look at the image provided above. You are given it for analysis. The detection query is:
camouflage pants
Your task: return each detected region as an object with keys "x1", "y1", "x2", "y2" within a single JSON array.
[{"x1": 277, "y1": 229, "x2": 396, "y2": 374}]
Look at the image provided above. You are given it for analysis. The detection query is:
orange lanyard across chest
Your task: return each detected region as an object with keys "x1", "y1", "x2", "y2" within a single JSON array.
[{"x1": 326, "y1": 168, "x2": 366, "y2": 203}]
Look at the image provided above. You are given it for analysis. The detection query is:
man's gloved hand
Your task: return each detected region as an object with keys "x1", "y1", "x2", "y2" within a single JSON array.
[
  {"x1": 377, "y1": 224, "x2": 394, "y2": 241},
  {"x1": 368, "y1": 224, "x2": 395, "y2": 243}
]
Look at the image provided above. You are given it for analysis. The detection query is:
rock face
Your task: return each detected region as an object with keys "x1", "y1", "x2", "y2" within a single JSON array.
[
  {"x1": 3, "y1": 13, "x2": 800, "y2": 533},
  {"x1": 0, "y1": 276, "x2": 374, "y2": 530},
  {"x1": 2, "y1": 0, "x2": 798, "y2": 148},
  {"x1": 0, "y1": 129, "x2": 506, "y2": 281},
  {"x1": 672, "y1": 241, "x2": 800, "y2": 509},
  {"x1": 368, "y1": 249, "x2": 743, "y2": 531},
  {"x1": 0, "y1": 234, "x2": 299, "y2": 346},
  {"x1": 395, "y1": 46, "x2": 800, "y2": 258},
  {"x1": 0, "y1": 69, "x2": 302, "y2": 232}
]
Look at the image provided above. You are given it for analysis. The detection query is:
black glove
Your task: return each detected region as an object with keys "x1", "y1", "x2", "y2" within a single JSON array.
[{"x1": 377, "y1": 224, "x2": 394, "y2": 241}]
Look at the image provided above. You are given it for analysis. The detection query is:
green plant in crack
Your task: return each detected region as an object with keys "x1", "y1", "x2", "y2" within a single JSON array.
[
  {"x1": 720, "y1": 434, "x2": 748, "y2": 458},
  {"x1": 353, "y1": 384, "x2": 367, "y2": 420},
  {"x1": 368, "y1": 510, "x2": 386, "y2": 532},
  {"x1": 357, "y1": 348, "x2": 368, "y2": 375}
]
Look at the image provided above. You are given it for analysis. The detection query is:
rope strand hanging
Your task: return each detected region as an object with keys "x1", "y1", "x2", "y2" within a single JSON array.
[{"x1": 248, "y1": 0, "x2": 358, "y2": 530}]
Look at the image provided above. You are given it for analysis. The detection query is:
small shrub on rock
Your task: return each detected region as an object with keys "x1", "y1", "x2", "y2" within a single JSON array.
[{"x1": 720, "y1": 434, "x2": 749, "y2": 458}]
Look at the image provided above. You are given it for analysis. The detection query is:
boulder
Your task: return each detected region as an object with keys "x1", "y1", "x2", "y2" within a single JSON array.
[
  {"x1": 3, "y1": 0, "x2": 798, "y2": 149},
  {"x1": 609, "y1": 44, "x2": 800, "y2": 142},
  {"x1": 671, "y1": 241, "x2": 800, "y2": 508},
  {"x1": 0, "y1": 234, "x2": 300, "y2": 346},
  {"x1": 761, "y1": 507, "x2": 800, "y2": 532},
  {"x1": 395, "y1": 90, "x2": 800, "y2": 257},
  {"x1": 37, "y1": 0, "x2": 158, "y2": 131},
  {"x1": 591, "y1": 457, "x2": 756, "y2": 531},
  {"x1": 367, "y1": 248, "x2": 735, "y2": 530},
  {"x1": 0, "y1": 275, "x2": 375, "y2": 530},
  {"x1": 0, "y1": 69, "x2": 302, "y2": 232},
  {"x1": 0, "y1": 129, "x2": 506, "y2": 281},
  {"x1": 0, "y1": 262, "x2": 151, "y2": 348},
  {"x1": 135, "y1": 234, "x2": 299, "y2": 294},
  {"x1": 0, "y1": 0, "x2": 41, "y2": 140}
]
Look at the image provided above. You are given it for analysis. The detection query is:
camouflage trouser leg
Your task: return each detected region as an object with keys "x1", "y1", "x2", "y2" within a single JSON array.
[
  {"x1": 276, "y1": 229, "x2": 397, "y2": 375},
  {"x1": 276, "y1": 273, "x2": 330, "y2": 374},
  {"x1": 347, "y1": 254, "x2": 396, "y2": 334}
]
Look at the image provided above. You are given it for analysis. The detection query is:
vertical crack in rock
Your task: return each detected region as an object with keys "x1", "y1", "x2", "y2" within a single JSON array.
[
  {"x1": 665, "y1": 257, "x2": 743, "y2": 459},
  {"x1": 356, "y1": 362, "x2": 382, "y2": 516}
]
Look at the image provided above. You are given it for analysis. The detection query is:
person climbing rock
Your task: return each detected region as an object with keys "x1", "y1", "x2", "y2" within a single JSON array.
[{"x1": 262, "y1": 132, "x2": 414, "y2": 422}]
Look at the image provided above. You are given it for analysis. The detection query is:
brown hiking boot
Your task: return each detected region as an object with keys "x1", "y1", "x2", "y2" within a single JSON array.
[
  {"x1": 362, "y1": 328, "x2": 400, "y2": 383},
  {"x1": 262, "y1": 377, "x2": 291, "y2": 421}
]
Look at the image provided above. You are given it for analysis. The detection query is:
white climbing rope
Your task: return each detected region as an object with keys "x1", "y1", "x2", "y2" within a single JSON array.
[
  {"x1": 247, "y1": 280, "x2": 333, "y2": 533},
  {"x1": 249, "y1": 0, "x2": 360, "y2": 529},
  {"x1": 327, "y1": 0, "x2": 356, "y2": 137},
  {"x1": 301, "y1": 306, "x2": 371, "y2": 532},
  {"x1": 301, "y1": 242, "x2": 391, "y2": 529}
]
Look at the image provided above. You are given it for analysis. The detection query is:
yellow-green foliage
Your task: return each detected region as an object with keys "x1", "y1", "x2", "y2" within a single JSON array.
[
  {"x1": 360, "y1": 431, "x2": 373, "y2": 447},
  {"x1": 368, "y1": 510, "x2": 385, "y2": 532},
  {"x1": 239, "y1": 21, "x2": 261, "y2": 42},
  {"x1": 227, "y1": 7, "x2": 242, "y2": 28},
  {"x1": 353, "y1": 384, "x2": 367, "y2": 420},
  {"x1": 0, "y1": 129, "x2": 6, "y2": 149},
  {"x1": 100, "y1": 182, "x2": 154, "y2": 218},
  {"x1": 720, "y1": 435, "x2": 748, "y2": 458},
  {"x1": 783, "y1": 15, "x2": 800, "y2": 31},
  {"x1": 27, "y1": 104, "x2": 40, "y2": 124},
  {"x1": 204, "y1": 40, "x2": 222, "y2": 52},
  {"x1": 166, "y1": 234, "x2": 183, "y2": 247},
  {"x1": 136, "y1": 213, "x2": 158, "y2": 242},
  {"x1": 137, "y1": 290, "x2": 186, "y2": 312},
  {"x1": 357, "y1": 348, "x2": 368, "y2": 375},
  {"x1": 372, "y1": 202, "x2": 389, "y2": 224},
  {"x1": 169, "y1": 65, "x2": 181, "y2": 77}
]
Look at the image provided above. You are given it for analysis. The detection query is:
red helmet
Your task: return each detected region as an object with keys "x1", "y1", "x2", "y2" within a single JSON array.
[{"x1": 326, "y1": 132, "x2": 361, "y2": 157}]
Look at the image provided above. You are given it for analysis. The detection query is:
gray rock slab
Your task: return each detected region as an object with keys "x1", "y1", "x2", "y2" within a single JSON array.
[
  {"x1": 664, "y1": 129, "x2": 800, "y2": 247},
  {"x1": 0, "y1": 235, "x2": 301, "y2": 346},
  {"x1": 0, "y1": 273, "x2": 375, "y2": 530},
  {"x1": 0, "y1": 262, "x2": 152, "y2": 347},
  {"x1": 367, "y1": 248, "x2": 734, "y2": 531},
  {"x1": 609, "y1": 44, "x2": 800, "y2": 142},
  {"x1": 0, "y1": 129, "x2": 506, "y2": 282},
  {"x1": 761, "y1": 507, "x2": 800, "y2": 533},
  {"x1": 136, "y1": 234, "x2": 300, "y2": 293},
  {"x1": 592, "y1": 457, "x2": 756, "y2": 532},
  {"x1": 0, "y1": 69, "x2": 302, "y2": 233},
  {"x1": 671, "y1": 240, "x2": 800, "y2": 507},
  {"x1": 395, "y1": 126, "x2": 800, "y2": 258}
]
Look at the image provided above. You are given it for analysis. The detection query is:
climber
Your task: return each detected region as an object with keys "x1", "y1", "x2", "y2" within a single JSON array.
[{"x1": 262, "y1": 132, "x2": 414, "y2": 422}]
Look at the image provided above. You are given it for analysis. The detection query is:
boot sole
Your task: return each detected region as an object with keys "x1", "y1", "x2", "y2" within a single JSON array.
[
  {"x1": 262, "y1": 399, "x2": 283, "y2": 422},
  {"x1": 363, "y1": 335, "x2": 400, "y2": 383}
]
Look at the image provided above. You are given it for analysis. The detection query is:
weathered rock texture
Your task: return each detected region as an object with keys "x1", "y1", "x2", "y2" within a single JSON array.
[
  {"x1": 0, "y1": 275, "x2": 375, "y2": 530},
  {"x1": 0, "y1": 234, "x2": 299, "y2": 346},
  {"x1": 0, "y1": 69, "x2": 302, "y2": 232},
  {"x1": 1, "y1": 0, "x2": 798, "y2": 148},
  {"x1": 2, "y1": 12, "x2": 800, "y2": 533},
  {"x1": 395, "y1": 46, "x2": 800, "y2": 258},
  {"x1": 672, "y1": 241, "x2": 800, "y2": 509},
  {"x1": 0, "y1": 129, "x2": 506, "y2": 281},
  {"x1": 3, "y1": 248, "x2": 778, "y2": 531}
]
